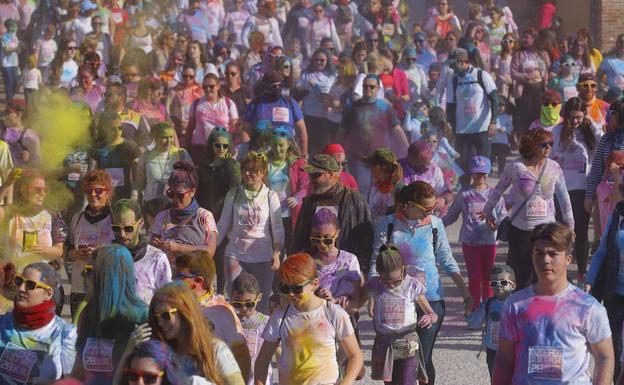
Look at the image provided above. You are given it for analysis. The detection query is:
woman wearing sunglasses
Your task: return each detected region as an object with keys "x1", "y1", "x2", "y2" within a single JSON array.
[
  {"x1": 135, "y1": 122, "x2": 192, "y2": 203},
  {"x1": 548, "y1": 54, "x2": 579, "y2": 103},
  {"x1": 483, "y1": 128, "x2": 573, "y2": 289},
  {"x1": 66, "y1": 170, "x2": 115, "y2": 317},
  {"x1": 254, "y1": 253, "x2": 363, "y2": 385},
  {"x1": 265, "y1": 126, "x2": 308, "y2": 249},
  {"x1": 147, "y1": 281, "x2": 246, "y2": 385},
  {"x1": 2, "y1": 168, "x2": 67, "y2": 273},
  {"x1": 117, "y1": 340, "x2": 189, "y2": 385},
  {"x1": 0, "y1": 263, "x2": 76, "y2": 384},
  {"x1": 371, "y1": 181, "x2": 470, "y2": 385},
  {"x1": 72, "y1": 244, "x2": 148, "y2": 384},
  {"x1": 150, "y1": 161, "x2": 218, "y2": 263},
  {"x1": 217, "y1": 152, "x2": 284, "y2": 313},
  {"x1": 310, "y1": 208, "x2": 362, "y2": 313}
]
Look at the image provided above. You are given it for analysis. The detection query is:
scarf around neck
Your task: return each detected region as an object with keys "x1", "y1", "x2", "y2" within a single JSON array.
[{"x1": 13, "y1": 299, "x2": 55, "y2": 329}]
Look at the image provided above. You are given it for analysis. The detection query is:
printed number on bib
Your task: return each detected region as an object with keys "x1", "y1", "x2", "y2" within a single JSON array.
[
  {"x1": 489, "y1": 321, "x2": 500, "y2": 346},
  {"x1": 528, "y1": 346, "x2": 563, "y2": 380},
  {"x1": 378, "y1": 298, "x2": 405, "y2": 327},
  {"x1": 272, "y1": 107, "x2": 290, "y2": 123},
  {"x1": 526, "y1": 196, "x2": 547, "y2": 218},
  {"x1": 243, "y1": 329, "x2": 260, "y2": 356},
  {"x1": 83, "y1": 338, "x2": 115, "y2": 372},
  {"x1": 0, "y1": 342, "x2": 38, "y2": 384}
]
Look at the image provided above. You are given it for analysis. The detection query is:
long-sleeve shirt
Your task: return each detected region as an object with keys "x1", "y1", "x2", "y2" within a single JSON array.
[
  {"x1": 586, "y1": 213, "x2": 624, "y2": 296},
  {"x1": 551, "y1": 123, "x2": 602, "y2": 192},
  {"x1": 371, "y1": 214, "x2": 460, "y2": 302},
  {"x1": 586, "y1": 127, "x2": 624, "y2": 201},
  {"x1": 484, "y1": 159, "x2": 574, "y2": 231},
  {"x1": 443, "y1": 186, "x2": 507, "y2": 245},
  {"x1": 217, "y1": 184, "x2": 285, "y2": 263}
]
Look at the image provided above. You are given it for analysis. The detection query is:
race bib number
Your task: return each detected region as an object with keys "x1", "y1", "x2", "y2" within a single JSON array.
[
  {"x1": 272, "y1": 107, "x2": 290, "y2": 123},
  {"x1": 0, "y1": 342, "x2": 38, "y2": 384},
  {"x1": 468, "y1": 202, "x2": 485, "y2": 223},
  {"x1": 315, "y1": 206, "x2": 338, "y2": 216},
  {"x1": 243, "y1": 329, "x2": 259, "y2": 356},
  {"x1": 112, "y1": 12, "x2": 123, "y2": 23},
  {"x1": 562, "y1": 86, "x2": 578, "y2": 101},
  {"x1": 238, "y1": 204, "x2": 260, "y2": 227},
  {"x1": 77, "y1": 228, "x2": 99, "y2": 248},
  {"x1": 526, "y1": 196, "x2": 548, "y2": 218},
  {"x1": 298, "y1": 17, "x2": 309, "y2": 28},
  {"x1": 67, "y1": 172, "x2": 81, "y2": 182},
  {"x1": 378, "y1": 298, "x2": 405, "y2": 327},
  {"x1": 528, "y1": 346, "x2": 563, "y2": 380},
  {"x1": 462, "y1": 97, "x2": 477, "y2": 116},
  {"x1": 83, "y1": 338, "x2": 114, "y2": 372},
  {"x1": 489, "y1": 321, "x2": 500, "y2": 346},
  {"x1": 104, "y1": 168, "x2": 125, "y2": 187}
]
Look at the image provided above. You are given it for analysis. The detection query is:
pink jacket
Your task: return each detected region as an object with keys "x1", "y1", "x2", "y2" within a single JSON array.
[{"x1": 289, "y1": 158, "x2": 310, "y2": 226}]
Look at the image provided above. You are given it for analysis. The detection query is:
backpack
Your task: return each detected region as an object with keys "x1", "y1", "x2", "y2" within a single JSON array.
[
  {"x1": 451, "y1": 68, "x2": 487, "y2": 103},
  {"x1": 387, "y1": 218, "x2": 438, "y2": 250}
]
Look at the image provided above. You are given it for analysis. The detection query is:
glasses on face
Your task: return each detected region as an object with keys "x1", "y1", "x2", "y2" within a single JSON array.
[
  {"x1": 502, "y1": 39, "x2": 514, "y2": 44},
  {"x1": 85, "y1": 187, "x2": 108, "y2": 196},
  {"x1": 309, "y1": 172, "x2": 326, "y2": 179},
  {"x1": 15, "y1": 275, "x2": 52, "y2": 291},
  {"x1": 231, "y1": 295, "x2": 260, "y2": 309},
  {"x1": 203, "y1": 84, "x2": 218, "y2": 90},
  {"x1": 410, "y1": 201, "x2": 435, "y2": 213},
  {"x1": 213, "y1": 143, "x2": 229, "y2": 150},
  {"x1": 378, "y1": 274, "x2": 404, "y2": 286},
  {"x1": 539, "y1": 141, "x2": 554, "y2": 149},
  {"x1": 183, "y1": 74, "x2": 195, "y2": 79},
  {"x1": 279, "y1": 279, "x2": 312, "y2": 295},
  {"x1": 489, "y1": 279, "x2": 514, "y2": 288},
  {"x1": 175, "y1": 271, "x2": 198, "y2": 280},
  {"x1": 543, "y1": 102, "x2": 559, "y2": 107},
  {"x1": 68, "y1": 46, "x2": 78, "y2": 50},
  {"x1": 153, "y1": 307, "x2": 178, "y2": 321},
  {"x1": 280, "y1": 64, "x2": 291, "y2": 70},
  {"x1": 561, "y1": 62, "x2": 575, "y2": 68},
  {"x1": 363, "y1": 84, "x2": 377, "y2": 90},
  {"x1": 166, "y1": 189, "x2": 192, "y2": 200},
  {"x1": 309, "y1": 232, "x2": 338, "y2": 246},
  {"x1": 111, "y1": 221, "x2": 140, "y2": 234},
  {"x1": 29, "y1": 187, "x2": 47, "y2": 195},
  {"x1": 225, "y1": 72, "x2": 239, "y2": 77},
  {"x1": 579, "y1": 82, "x2": 597, "y2": 89},
  {"x1": 124, "y1": 368, "x2": 165, "y2": 385}
]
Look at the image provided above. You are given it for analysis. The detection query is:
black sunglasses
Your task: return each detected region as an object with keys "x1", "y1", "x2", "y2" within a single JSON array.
[
  {"x1": 124, "y1": 369, "x2": 164, "y2": 385},
  {"x1": 213, "y1": 143, "x2": 229, "y2": 149},
  {"x1": 111, "y1": 224, "x2": 137, "y2": 233},
  {"x1": 279, "y1": 279, "x2": 312, "y2": 294},
  {"x1": 539, "y1": 141, "x2": 554, "y2": 149},
  {"x1": 14, "y1": 275, "x2": 52, "y2": 290}
]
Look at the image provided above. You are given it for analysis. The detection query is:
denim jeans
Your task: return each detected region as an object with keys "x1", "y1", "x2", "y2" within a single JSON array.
[
  {"x1": 455, "y1": 131, "x2": 491, "y2": 185},
  {"x1": 417, "y1": 300, "x2": 445, "y2": 385},
  {"x1": 1, "y1": 66, "x2": 18, "y2": 100}
]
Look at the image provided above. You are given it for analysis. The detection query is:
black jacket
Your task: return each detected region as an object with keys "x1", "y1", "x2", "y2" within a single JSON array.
[{"x1": 197, "y1": 158, "x2": 241, "y2": 222}]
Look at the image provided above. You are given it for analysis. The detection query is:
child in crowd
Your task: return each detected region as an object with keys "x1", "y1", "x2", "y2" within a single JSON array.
[
  {"x1": 21, "y1": 54, "x2": 42, "y2": 105},
  {"x1": 363, "y1": 148, "x2": 404, "y2": 220},
  {"x1": 231, "y1": 272, "x2": 271, "y2": 385},
  {"x1": 423, "y1": 131, "x2": 462, "y2": 191},
  {"x1": 443, "y1": 156, "x2": 507, "y2": 310},
  {"x1": 465, "y1": 265, "x2": 516, "y2": 378},
  {"x1": 490, "y1": 96, "x2": 513, "y2": 177},
  {"x1": 403, "y1": 98, "x2": 429, "y2": 142},
  {"x1": 355, "y1": 245, "x2": 437, "y2": 384}
]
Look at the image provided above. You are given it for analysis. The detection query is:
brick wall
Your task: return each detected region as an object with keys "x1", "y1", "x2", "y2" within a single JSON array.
[{"x1": 594, "y1": 0, "x2": 624, "y2": 52}]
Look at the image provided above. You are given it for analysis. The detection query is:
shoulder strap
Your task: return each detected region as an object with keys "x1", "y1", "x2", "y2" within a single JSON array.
[
  {"x1": 477, "y1": 69, "x2": 486, "y2": 94},
  {"x1": 509, "y1": 162, "x2": 547, "y2": 222},
  {"x1": 386, "y1": 219, "x2": 394, "y2": 243},
  {"x1": 431, "y1": 226, "x2": 438, "y2": 250},
  {"x1": 452, "y1": 74, "x2": 459, "y2": 102},
  {"x1": 484, "y1": 297, "x2": 494, "y2": 320},
  {"x1": 277, "y1": 303, "x2": 291, "y2": 342}
]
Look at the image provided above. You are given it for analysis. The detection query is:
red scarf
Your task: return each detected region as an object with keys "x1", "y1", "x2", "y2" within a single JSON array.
[{"x1": 13, "y1": 300, "x2": 56, "y2": 329}]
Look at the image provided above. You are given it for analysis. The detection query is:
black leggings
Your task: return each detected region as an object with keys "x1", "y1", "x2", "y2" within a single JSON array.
[{"x1": 507, "y1": 225, "x2": 533, "y2": 289}]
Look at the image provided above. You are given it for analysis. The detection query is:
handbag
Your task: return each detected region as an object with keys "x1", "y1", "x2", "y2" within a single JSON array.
[
  {"x1": 496, "y1": 163, "x2": 547, "y2": 242},
  {"x1": 391, "y1": 331, "x2": 420, "y2": 359}
]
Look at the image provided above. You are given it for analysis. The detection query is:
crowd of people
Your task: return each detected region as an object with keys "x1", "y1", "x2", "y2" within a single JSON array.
[{"x1": 0, "y1": 0, "x2": 623, "y2": 384}]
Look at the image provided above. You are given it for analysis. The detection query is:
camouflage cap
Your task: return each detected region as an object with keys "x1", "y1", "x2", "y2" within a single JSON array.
[
  {"x1": 363, "y1": 147, "x2": 398, "y2": 166},
  {"x1": 301, "y1": 154, "x2": 341, "y2": 173}
]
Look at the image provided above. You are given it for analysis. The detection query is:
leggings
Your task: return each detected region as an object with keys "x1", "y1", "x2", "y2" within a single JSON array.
[
  {"x1": 384, "y1": 356, "x2": 419, "y2": 385},
  {"x1": 507, "y1": 225, "x2": 533, "y2": 289},
  {"x1": 226, "y1": 258, "x2": 274, "y2": 313},
  {"x1": 462, "y1": 244, "x2": 497, "y2": 309},
  {"x1": 416, "y1": 300, "x2": 445, "y2": 385}
]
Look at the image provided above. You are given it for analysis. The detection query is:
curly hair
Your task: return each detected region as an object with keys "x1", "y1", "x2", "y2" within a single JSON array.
[
  {"x1": 81, "y1": 169, "x2": 112, "y2": 193},
  {"x1": 518, "y1": 128, "x2": 552, "y2": 160}
]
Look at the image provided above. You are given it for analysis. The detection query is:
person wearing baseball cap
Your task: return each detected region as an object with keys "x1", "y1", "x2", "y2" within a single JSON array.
[
  {"x1": 400, "y1": 45, "x2": 428, "y2": 101},
  {"x1": 446, "y1": 45, "x2": 499, "y2": 186},
  {"x1": 577, "y1": 72, "x2": 610, "y2": 126},
  {"x1": 243, "y1": 71, "x2": 309, "y2": 157},
  {"x1": 443, "y1": 155, "x2": 507, "y2": 312},
  {"x1": 323, "y1": 143, "x2": 359, "y2": 191},
  {"x1": 293, "y1": 154, "x2": 373, "y2": 273}
]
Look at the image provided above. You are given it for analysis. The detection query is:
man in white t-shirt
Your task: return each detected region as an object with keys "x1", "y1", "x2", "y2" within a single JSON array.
[
  {"x1": 446, "y1": 48, "x2": 498, "y2": 183},
  {"x1": 493, "y1": 222, "x2": 614, "y2": 385}
]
